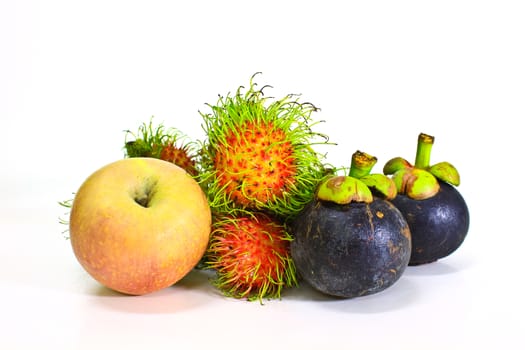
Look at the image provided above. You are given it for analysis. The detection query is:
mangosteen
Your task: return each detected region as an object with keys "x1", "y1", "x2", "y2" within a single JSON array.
[
  {"x1": 383, "y1": 133, "x2": 470, "y2": 265},
  {"x1": 289, "y1": 151, "x2": 411, "y2": 298}
]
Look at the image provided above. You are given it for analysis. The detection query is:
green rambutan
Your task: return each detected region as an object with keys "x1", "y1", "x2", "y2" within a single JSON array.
[
  {"x1": 206, "y1": 212, "x2": 297, "y2": 303},
  {"x1": 124, "y1": 118, "x2": 199, "y2": 176},
  {"x1": 199, "y1": 73, "x2": 333, "y2": 218}
]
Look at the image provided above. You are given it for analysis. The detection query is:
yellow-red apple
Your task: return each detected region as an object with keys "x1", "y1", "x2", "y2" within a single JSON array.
[{"x1": 69, "y1": 157, "x2": 211, "y2": 295}]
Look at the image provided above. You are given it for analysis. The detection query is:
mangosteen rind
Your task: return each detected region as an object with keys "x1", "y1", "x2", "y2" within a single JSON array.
[
  {"x1": 391, "y1": 181, "x2": 469, "y2": 265},
  {"x1": 290, "y1": 198, "x2": 411, "y2": 298}
]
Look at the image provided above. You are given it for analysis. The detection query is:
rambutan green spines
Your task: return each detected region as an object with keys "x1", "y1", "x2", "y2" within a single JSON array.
[
  {"x1": 198, "y1": 73, "x2": 333, "y2": 218},
  {"x1": 205, "y1": 212, "x2": 298, "y2": 303},
  {"x1": 124, "y1": 117, "x2": 199, "y2": 176}
]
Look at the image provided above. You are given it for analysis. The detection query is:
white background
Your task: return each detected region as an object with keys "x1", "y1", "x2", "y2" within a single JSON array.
[{"x1": 1, "y1": 1, "x2": 524, "y2": 349}]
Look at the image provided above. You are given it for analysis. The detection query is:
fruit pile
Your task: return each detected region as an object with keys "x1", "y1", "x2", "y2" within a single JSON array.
[{"x1": 62, "y1": 73, "x2": 470, "y2": 303}]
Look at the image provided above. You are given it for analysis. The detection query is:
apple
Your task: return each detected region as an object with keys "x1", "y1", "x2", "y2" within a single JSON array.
[{"x1": 69, "y1": 157, "x2": 211, "y2": 295}]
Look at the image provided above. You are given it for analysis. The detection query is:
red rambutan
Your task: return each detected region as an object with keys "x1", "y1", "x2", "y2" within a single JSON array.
[{"x1": 206, "y1": 212, "x2": 297, "y2": 302}]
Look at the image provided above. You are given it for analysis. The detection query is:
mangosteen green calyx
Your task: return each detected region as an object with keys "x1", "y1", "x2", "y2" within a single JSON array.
[
  {"x1": 289, "y1": 151, "x2": 411, "y2": 298},
  {"x1": 383, "y1": 133, "x2": 470, "y2": 265}
]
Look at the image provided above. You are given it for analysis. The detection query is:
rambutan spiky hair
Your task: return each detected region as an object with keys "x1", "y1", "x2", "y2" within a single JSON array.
[
  {"x1": 206, "y1": 212, "x2": 297, "y2": 303},
  {"x1": 199, "y1": 73, "x2": 333, "y2": 219},
  {"x1": 124, "y1": 117, "x2": 199, "y2": 176}
]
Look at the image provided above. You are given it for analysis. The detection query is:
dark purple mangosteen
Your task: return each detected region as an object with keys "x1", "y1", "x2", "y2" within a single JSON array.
[
  {"x1": 383, "y1": 133, "x2": 470, "y2": 265},
  {"x1": 289, "y1": 151, "x2": 411, "y2": 298}
]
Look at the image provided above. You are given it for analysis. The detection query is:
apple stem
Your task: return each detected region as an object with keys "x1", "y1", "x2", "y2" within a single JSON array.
[
  {"x1": 349, "y1": 151, "x2": 377, "y2": 179},
  {"x1": 132, "y1": 179, "x2": 158, "y2": 208},
  {"x1": 414, "y1": 133, "x2": 434, "y2": 169}
]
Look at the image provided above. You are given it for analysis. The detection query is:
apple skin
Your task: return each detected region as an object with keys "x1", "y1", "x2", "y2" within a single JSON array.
[{"x1": 69, "y1": 157, "x2": 211, "y2": 295}]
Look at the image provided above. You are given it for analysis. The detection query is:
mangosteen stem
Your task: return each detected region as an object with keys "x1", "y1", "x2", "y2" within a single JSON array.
[
  {"x1": 317, "y1": 150, "x2": 397, "y2": 204},
  {"x1": 414, "y1": 133, "x2": 435, "y2": 169},
  {"x1": 349, "y1": 151, "x2": 377, "y2": 179}
]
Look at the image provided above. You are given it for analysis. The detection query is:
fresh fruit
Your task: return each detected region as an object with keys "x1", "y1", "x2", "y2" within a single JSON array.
[
  {"x1": 199, "y1": 73, "x2": 332, "y2": 218},
  {"x1": 125, "y1": 118, "x2": 199, "y2": 176},
  {"x1": 289, "y1": 151, "x2": 411, "y2": 298},
  {"x1": 68, "y1": 157, "x2": 211, "y2": 295},
  {"x1": 205, "y1": 212, "x2": 297, "y2": 302},
  {"x1": 383, "y1": 133, "x2": 470, "y2": 265}
]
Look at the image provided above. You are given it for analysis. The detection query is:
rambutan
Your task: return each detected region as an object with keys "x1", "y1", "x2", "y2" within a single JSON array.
[
  {"x1": 206, "y1": 212, "x2": 297, "y2": 302},
  {"x1": 199, "y1": 73, "x2": 333, "y2": 218},
  {"x1": 124, "y1": 118, "x2": 199, "y2": 176}
]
